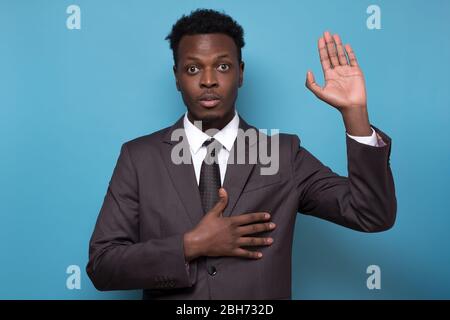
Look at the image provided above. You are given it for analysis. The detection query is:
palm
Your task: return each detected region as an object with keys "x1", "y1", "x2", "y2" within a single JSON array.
[
  {"x1": 322, "y1": 65, "x2": 366, "y2": 109},
  {"x1": 306, "y1": 32, "x2": 367, "y2": 111}
]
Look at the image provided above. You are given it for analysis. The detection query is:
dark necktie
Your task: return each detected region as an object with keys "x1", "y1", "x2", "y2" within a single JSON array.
[{"x1": 199, "y1": 138, "x2": 222, "y2": 214}]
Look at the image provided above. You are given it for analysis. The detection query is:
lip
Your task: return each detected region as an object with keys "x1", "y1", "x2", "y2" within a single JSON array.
[
  {"x1": 198, "y1": 99, "x2": 221, "y2": 108},
  {"x1": 198, "y1": 93, "x2": 221, "y2": 108}
]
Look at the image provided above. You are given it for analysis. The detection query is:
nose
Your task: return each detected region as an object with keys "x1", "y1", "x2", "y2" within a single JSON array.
[{"x1": 200, "y1": 67, "x2": 218, "y2": 88}]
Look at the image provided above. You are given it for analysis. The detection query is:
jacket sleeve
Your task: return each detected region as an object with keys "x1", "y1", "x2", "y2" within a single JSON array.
[
  {"x1": 86, "y1": 143, "x2": 197, "y2": 291},
  {"x1": 293, "y1": 126, "x2": 397, "y2": 232}
]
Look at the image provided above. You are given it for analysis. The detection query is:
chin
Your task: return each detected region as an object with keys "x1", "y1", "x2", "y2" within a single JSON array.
[
  {"x1": 200, "y1": 112, "x2": 223, "y2": 123},
  {"x1": 190, "y1": 107, "x2": 224, "y2": 122}
]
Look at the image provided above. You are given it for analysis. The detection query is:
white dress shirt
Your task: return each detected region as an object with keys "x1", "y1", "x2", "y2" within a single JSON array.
[
  {"x1": 183, "y1": 111, "x2": 382, "y2": 186},
  {"x1": 183, "y1": 111, "x2": 239, "y2": 186}
]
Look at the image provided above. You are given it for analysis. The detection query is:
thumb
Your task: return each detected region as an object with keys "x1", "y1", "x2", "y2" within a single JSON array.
[
  {"x1": 305, "y1": 70, "x2": 324, "y2": 99},
  {"x1": 209, "y1": 187, "x2": 228, "y2": 216}
]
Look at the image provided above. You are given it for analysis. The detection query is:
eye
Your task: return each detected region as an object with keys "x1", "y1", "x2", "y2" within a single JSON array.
[
  {"x1": 217, "y1": 64, "x2": 230, "y2": 72},
  {"x1": 187, "y1": 65, "x2": 200, "y2": 75}
]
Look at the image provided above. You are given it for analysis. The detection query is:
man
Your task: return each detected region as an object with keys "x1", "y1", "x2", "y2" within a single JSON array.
[{"x1": 86, "y1": 9, "x2": 396, "y2": 300}]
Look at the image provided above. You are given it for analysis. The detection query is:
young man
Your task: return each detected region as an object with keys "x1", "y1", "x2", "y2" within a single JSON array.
[{"x1": 87, "y1": 9, "x2": 396, "y2": 300}]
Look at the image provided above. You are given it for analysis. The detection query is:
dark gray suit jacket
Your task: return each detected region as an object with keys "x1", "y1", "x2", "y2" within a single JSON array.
[{"x1": 86, "y1": 115, "x2": 396, "y2": 299}]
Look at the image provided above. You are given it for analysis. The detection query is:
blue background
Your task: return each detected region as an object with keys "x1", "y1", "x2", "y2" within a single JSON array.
[{"x1": 1, "y1": 0, "x2": 449, "y2": 299}]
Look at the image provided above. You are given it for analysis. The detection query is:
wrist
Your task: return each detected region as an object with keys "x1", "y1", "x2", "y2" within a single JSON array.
[
  {"x1": 341, "y1": 107, "x2": 372, "y2": 136},
  {"x1": 183, "y1": 230, "x2": 203, "y2": 262}
]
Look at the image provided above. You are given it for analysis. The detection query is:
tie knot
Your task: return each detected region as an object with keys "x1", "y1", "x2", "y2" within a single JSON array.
[
  {"x1": 203, "y1": 138, "x2": 222, "y2": 159},
  {"x1": 202, "y1": 138, "x2": 216, "y2": 147}
]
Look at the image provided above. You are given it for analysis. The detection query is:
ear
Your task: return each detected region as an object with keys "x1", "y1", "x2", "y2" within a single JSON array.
[
  {"x1": 173, "y1": 65, "x2": 180, "y2": 91},
  {"x1": 238, "y1": 61, "x2": 245, "y2": 88}
]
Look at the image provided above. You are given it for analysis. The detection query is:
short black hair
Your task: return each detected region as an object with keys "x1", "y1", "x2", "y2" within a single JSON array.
[{"x1": 165, "y1": 9, "x2": 245, "y2": 67}]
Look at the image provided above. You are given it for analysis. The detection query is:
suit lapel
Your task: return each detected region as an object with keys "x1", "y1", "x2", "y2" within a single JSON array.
[
  {"x1": 160, "y1": 115, "x2": 204, "y2": 226},
  {"x1": 222, "y1": 116, "x2": 257, "y2": 217}
]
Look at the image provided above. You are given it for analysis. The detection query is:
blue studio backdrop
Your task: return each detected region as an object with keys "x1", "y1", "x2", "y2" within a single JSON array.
[{"x1": 1, "y1": 0, "x2": 449, "y2": 299}]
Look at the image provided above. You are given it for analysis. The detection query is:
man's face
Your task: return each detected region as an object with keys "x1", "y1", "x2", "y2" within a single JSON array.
[{"x1": 173, "y1": 33, "x2": 244, "y2": 129}]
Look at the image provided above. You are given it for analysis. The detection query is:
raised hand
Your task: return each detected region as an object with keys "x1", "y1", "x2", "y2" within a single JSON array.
[{"x1": 306, "y1": 31, "x2": 372, "y2": 136}]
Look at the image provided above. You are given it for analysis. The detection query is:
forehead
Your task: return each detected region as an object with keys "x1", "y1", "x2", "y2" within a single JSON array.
[{"x1": 177, "y1": 33, "x2": 238, "y2": 61}]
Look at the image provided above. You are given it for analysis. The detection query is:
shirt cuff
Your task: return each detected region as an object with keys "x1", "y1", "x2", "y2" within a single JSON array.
[{"x1": 346, "y1": 127, "x2": 379, "y2": 147}]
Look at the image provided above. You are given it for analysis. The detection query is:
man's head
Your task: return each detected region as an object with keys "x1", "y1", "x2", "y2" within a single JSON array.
[{"x1": 165, "y1": 9, "x2": 245, "y2": 131}]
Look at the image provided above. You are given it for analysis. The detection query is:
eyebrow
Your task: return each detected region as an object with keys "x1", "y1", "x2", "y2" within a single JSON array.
[{"x1": 184, "y1": 53, "x2": 232, "y2": 61}]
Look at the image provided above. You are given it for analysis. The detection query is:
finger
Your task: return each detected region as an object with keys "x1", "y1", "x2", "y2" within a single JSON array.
[
  {"x1": 209, "y1": 187, "x2": 228, "y2": 216},
  {"x1": 305, "y1": 71, "x2": 324, "y2": 99},
  {"x1": 237, "y1": 222, "x2": 276, "y2": 236},
  {"x1": 231, "y1": 248, "x2": 262, "y2": 259},
  {"x1": 324, "y1": 31, "x2": 339, "y2": 68},
  {"x1": 318, "y1": 37, "x2": 331, "y2": 73},
  {"x1": 345, "y1": 44, "x2": 358, "y2": 67},
  {"x1": 231, "y1": 212, "x2": 271, "y2": 226},
  {"x1": 237, "y1": 237, "x2": 273, "y2": 247},
  {"x1": 333, "y1": 34, "x2": 348, "y2": 66}
]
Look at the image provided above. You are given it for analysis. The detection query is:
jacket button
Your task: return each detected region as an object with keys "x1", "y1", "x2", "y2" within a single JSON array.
[{"x1": 207, "y1": 265, "x2": 217, "y2": 276}]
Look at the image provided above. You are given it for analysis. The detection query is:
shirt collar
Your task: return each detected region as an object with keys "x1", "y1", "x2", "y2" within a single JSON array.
[{"x1": 183, "y1": 110, "x2": 240, "y2": 155}]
